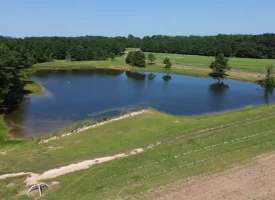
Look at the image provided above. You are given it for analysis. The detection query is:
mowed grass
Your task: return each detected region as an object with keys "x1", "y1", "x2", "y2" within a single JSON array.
[
  {"x1": 24, "y1": 82, "x2": 44, "y2": 96},
  {"x1": 1, "y1": 105, "x2": 275, "y2": 199},
  {"x1": 0, "y1": 176, "x2": 31, "y2": 200},
  {"x1": 149, "y1": 52, "x2": 275, "y2": 73},
  {"x1": 32, "y1": 49, "x2": 275, "y2": 82}
]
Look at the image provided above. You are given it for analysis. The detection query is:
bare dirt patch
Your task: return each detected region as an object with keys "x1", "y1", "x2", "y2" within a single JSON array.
[
  {"x1": 47, "y1": 146, "x2": 63, "y2": 151},
  {"x1": 0, "y1": 151, "x2": 7, "y2": 156},
  {"x1": 146, "y1": 152, "x2": 275, "y2": 200},
  {"x1": 96, "y1": 66, "x2": 130, "y2": 71}
]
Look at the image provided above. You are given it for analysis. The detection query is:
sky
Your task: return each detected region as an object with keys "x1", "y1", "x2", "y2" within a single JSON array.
[{"x1": 1, "y1": 0, "x2": 275, "y2": 38}]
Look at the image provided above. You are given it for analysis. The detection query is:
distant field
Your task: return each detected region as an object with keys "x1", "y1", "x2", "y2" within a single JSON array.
[
  {"x1": 1, "y1": 105, "x2": 275, "y2": 199},
  {"x1": 32, "y1": 50, "x2": 275, "y2": 82},
  {"x1": 150, "y1": 52, "x2": 275, "y2": 73}
]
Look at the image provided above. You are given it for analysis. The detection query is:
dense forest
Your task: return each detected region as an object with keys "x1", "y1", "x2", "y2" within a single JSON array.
[
  {"x1": 0, "y1": 43, "x2": 27, "y2": 111},
  {"x1": 1, "y1": 34, "x2": 275, "y2": 65},
  {"x1": 0, "y1": 36, "x2": 130, "y2": 63},
  {"x1": 1, "y1": 33, "x2": 275, "y2": 111},
  {"x1": 141, "y1": 34, "x2": 275, "y2": 59}
]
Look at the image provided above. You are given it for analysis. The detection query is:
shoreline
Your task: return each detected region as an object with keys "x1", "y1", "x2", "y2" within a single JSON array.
[
  {"x1": 29, "y1": 65, "x2": 261, "y2": 83},
  {"x1": 39, "y1": 110, "x2": 147, "y2": 144},
  {"x1": 1, "y1": 104, "x2": 275, "y2": 199}
]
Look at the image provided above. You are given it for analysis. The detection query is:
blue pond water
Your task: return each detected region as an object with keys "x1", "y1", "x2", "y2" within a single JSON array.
[{"x1": 5, "y1": 69, "x2": 275, "y2": 138}]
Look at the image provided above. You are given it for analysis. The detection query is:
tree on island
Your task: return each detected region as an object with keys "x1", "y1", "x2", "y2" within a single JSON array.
[
  {"x1": 147, "y1": 53, "x2": 156, "y2": 64},
  {"x1": 209, "y1": 53, "x2": 230, "y2": 83},
  {"x1": 264, "y1": 65, "x2": 275, "y2": 87},
  {"x1": 110, "y1": 53, "x2": 115, "y2": 61},
  {"x1": 125, "y1": 51, "x2": 146, "y2": 67},
  {"x1": 163, "y1": 58, "x2": 172, "y2": 73}
]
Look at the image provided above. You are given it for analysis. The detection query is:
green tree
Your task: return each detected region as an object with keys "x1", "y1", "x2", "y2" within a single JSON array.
[
  {"x1": 147, "y1": 53, "x2": 156, "y2": 64},
  {"x1": 74, "y1": 45, "x2": 86, "y2": 61},
  {"x1": 264, "y1": 65, "x2": 275, "y2": 87},
  {"x1": 0, "y1": 44, "x2": 26, "y2": 111},
  {"x1": 125, "y1": 51, "x2": 134, "y2": 64},
  {"x1": 209, "y1": 53, "x2": 230, "y2": 82},
  {"x1": 163, "y1": 58, "x2": 172, "y2": 73},
  {"x1": 110, "y1": 53, "x2": 115, "y2": 61},
  {"x1": 125, "y1": 51, "x2": 146, "y2": 67}
]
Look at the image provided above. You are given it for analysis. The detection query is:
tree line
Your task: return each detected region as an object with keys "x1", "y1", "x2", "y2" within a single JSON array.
[
  {"x1": 0, "y1": 36, "x2": 131, "y2": 64},
  {"x1": 141, "y1": 34, "x2": 275, "y2": 59},
  {"x1": 1, "y1": 33, "x2": 275, "y2": 64},
  {"x1": 0, "y1": 43, "x2": 27, "y2": 111}
]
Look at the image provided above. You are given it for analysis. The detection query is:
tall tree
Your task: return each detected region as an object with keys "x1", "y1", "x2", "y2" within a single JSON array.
[
  {"x1": 147, "y1": 53, "x2": 156, "y2": 64},
  {"x1": 74, "y1": 45, "x2": 86, "y2": 61},
  {"x1": 163, "y1": 58, "x2": 172, "y2": 73},
  {"x1": 0, "y1": 44, "x2": 26, "y2": 111},
  {"x1": 264, "y1": 65, "x2": 275, "y2": 87},
  {"x1": 209, "y1": 53, "x2": 230, "y2": 82},
  {"x1": 110, "y1": 53, "x2": 115, "y2": 61}
]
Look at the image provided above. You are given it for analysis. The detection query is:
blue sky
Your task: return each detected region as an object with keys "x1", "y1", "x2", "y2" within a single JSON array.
[{"x1": 1, "y1": 0, "x2": 275, "y2": 37}]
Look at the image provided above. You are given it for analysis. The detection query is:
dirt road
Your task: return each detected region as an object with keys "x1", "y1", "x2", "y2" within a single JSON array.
[{"x1": 147, "y1": 152, "x2": 275, "y2": 200}]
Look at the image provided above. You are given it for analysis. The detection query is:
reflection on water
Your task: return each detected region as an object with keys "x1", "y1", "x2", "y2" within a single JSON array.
[
  {"x1": 4, "y1": 69, "x2": 275, "y2": 138},
  {"x1": 125, "y1": 71, "x2": 146, "y2": 80},
  {"x1": 163, "y1": 75, "x2": 172, "y2": 81},
  {"x1": 208, "y1": 82, "x2": 230, "y2": 111},
  {"x1": 264, "y1": 87, "x2": 275, "y2": 104}
]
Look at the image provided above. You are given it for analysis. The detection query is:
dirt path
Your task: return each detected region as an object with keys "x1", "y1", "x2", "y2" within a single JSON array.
[
  {"x1": 146, "y1": 152, "x2": 275, "y2": 200},
  {"x1": 173, "y1": 65, "x2": 264, "y2": 80},
  {"x1": 0, "y1": 148, "x2": 144, "y2": 185}
]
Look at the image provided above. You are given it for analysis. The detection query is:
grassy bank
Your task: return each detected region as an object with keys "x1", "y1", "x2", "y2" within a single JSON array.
[
  {"x1": 32, "y1": 50, "x2": 275, "y2": 82},
  {"x1": 24, "y1": 82, "x2": 44, "y2": 96},
  {"x1": 1, "y1": 105, "x2": 275, "y2": 199}
]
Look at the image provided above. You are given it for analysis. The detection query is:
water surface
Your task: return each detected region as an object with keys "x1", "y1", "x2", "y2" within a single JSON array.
[{"x1": 5, "y1": 69, "x2": 275, "y2": 138}]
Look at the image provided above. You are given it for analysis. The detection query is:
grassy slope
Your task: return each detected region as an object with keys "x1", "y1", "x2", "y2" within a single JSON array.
[
  {"x1": 1, "y1": 105, "x2": 275, "y2": 199},
  {"x1": 24, "y1": 82, "x2": 44, "y2": 96},
  {"x1": 32, "y1": 50, "x2": 275, "y2": 82}
]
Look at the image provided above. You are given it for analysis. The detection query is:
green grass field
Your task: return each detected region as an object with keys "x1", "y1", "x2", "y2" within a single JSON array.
[
  {"x1": 149, "y1": 52, "x2": 275, "y2": 73},
  {"x1": 32, "y1": 49, "x2": 275, "y2": 82},
  {"x1": 1, "y1": 105, "x2": 275, "y2": 199}
]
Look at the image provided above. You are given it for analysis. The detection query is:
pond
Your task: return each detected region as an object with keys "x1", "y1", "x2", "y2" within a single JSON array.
[{"x1": 4, "y1": 69, "x2": 275, "y2": 138}]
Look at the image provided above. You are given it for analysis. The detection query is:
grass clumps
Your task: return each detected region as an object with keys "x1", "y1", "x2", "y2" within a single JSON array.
[{"x1": 24, "y1": 82, "x2": 44, "y2": 96}]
